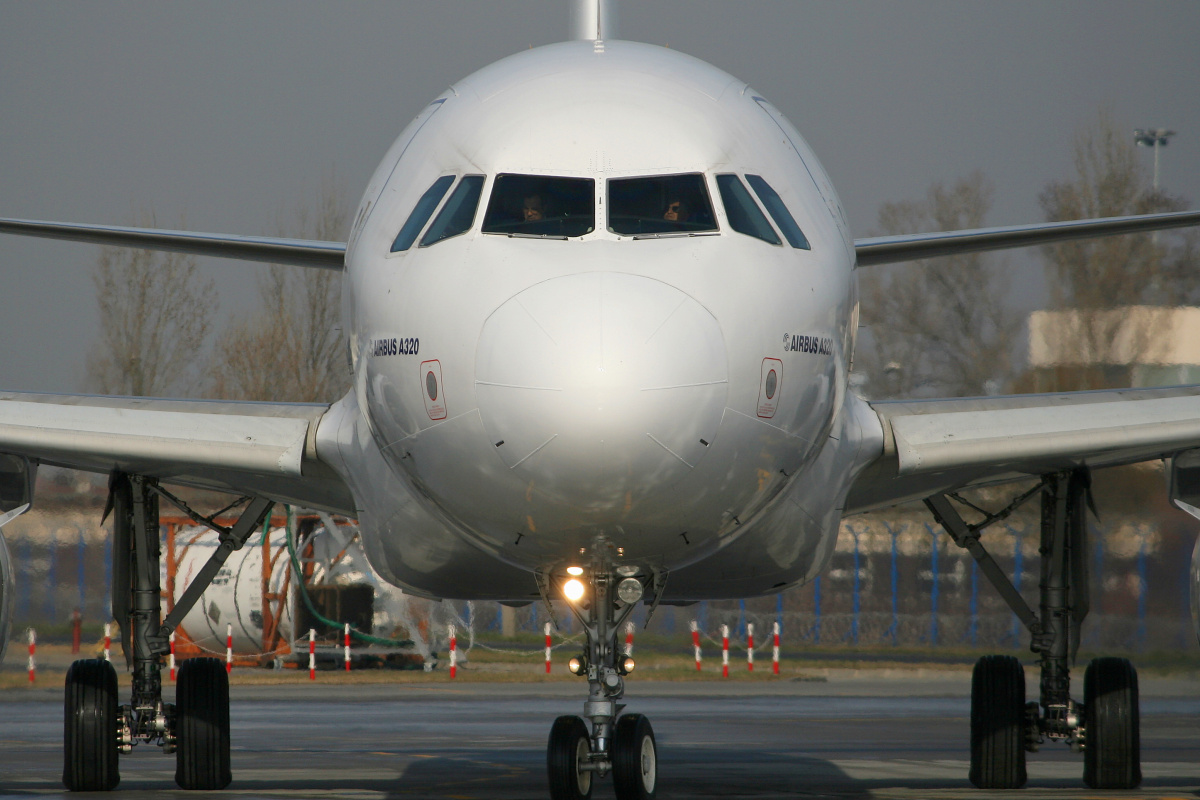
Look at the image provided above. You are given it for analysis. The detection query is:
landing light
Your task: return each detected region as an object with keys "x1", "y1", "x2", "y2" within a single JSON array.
[
  {"x1": 563, "y1": 578, "x2": 586, "y2": 602},
  {"x1": 616, "y1": 577, "x2": 644, "y2": 605},
  {"x1": 566, "y1": 566, "x2": 584, "y2": 576}
]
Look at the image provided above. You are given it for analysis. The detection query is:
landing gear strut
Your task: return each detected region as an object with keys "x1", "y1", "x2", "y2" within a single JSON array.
[
  {"x1": 63, "y1": 473, "x2": 272, "y2": 791},
  {"x1": 927, "y1": 469, "x2": 1141, "y2": 790},
  {"x1": 544, "y1": 541, "x2": 661, "y2": 800}
]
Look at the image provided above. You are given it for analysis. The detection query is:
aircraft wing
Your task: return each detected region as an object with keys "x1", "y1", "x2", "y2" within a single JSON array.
[
  {"x1": 854, "y1": 209, "x2": 1200, "y2": 267},
  {"x1": 0, "y1": 392, "x2": 354, "y2": 514},
  {"x1": 845, "y1": 385, "x2": 1200, "y2": 513},
  {"x1": 0, "y1": 218, "x2": 344, "y2": 270}
]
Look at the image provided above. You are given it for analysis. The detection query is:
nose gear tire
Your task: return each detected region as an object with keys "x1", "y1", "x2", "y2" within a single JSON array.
[
  {"x1": 969, "y1": 654, "x2": 1027, "y2": 789},
  {"x1": 1083, "y1": 657, "x2": 1141, "y2": 790},
  {"x1": 547, "y1": 715, "x2": 593, "y2": 800},
  {"x1": 612, "y1": 713, "x2": 657, "y2": 800},
  {"x1": 174, "y1": 658, "x2": 232, "y2": 790},
  {"x1": 63, "y1": 658, "x2": 121, "y2": 792}
]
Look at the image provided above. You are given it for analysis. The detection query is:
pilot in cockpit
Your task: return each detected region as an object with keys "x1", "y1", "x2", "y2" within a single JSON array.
[
  {"x1": 523, "y1": 194, "x2": 546, "y2": 222},
  {"x1": 663, "y1": 197, "x2": 690, "y2": 224}
]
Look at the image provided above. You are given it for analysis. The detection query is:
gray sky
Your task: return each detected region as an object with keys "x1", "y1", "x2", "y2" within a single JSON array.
[{"x1": 2, "y1": 1, "x2": 1198, "y2": 393}]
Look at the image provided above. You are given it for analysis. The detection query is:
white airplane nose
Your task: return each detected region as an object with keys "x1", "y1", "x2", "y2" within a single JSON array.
[{"x1": 475, "y1": 272, "x2": 727, "y2": 511}]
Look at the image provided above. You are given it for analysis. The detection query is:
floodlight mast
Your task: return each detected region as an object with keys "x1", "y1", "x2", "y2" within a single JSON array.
[{"x1": 1133, "y1": 127, "x2": 1176, "y2": 191}]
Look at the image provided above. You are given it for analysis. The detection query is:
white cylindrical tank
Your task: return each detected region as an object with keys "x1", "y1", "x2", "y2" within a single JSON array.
[{"x1": 163, "y1": 526, "x2": 295, "y2": 656}]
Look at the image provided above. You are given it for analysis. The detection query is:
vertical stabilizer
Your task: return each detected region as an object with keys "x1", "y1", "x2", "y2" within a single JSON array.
[{"x1": 570, "y1": 0, "x2": 618, "y2": 40}]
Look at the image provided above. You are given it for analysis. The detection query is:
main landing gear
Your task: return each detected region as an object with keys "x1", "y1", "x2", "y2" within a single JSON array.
[
  {"x1": 926, "y1": 469, "x2": 1141, "y2": 791},
  {"x1": 544, "y1": 542, "x2": 662, "y2": 800},
  {"x1": 63, "y1": 473, "x2": 272, "y2": 791}
]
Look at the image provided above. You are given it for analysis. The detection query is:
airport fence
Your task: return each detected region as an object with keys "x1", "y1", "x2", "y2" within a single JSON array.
[{"x1": 3, "y1": 504, "x2": 1196, "y2": 657}]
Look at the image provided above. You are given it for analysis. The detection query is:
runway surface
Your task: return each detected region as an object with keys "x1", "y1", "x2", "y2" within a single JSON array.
[{"x1": 0, "y1": 677, "x2": 1197, "y2": 799}]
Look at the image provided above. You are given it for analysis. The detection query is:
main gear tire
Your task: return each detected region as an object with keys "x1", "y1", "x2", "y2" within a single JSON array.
[
  {"x1": 1083, "y1": 657, "x2": 1141, "y2": 790},
  {"x1": 175, "y1": 657, "x2": 232, "y2": 790},
  {"x1": 969, "y1": 654, "x2": 1027, "y2": 789},
  {"x1": 63, "y1": 658, "x2": 120, "y2": 791}
]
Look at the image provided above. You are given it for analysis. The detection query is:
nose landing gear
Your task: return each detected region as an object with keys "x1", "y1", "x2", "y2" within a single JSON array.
[{"x1": 544, "y1": 553, "x2": 662, "y2": 800}]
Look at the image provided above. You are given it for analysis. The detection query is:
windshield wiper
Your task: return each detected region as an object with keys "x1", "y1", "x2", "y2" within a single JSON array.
[
  {"x1": 486, "y1": 231, "x2": 570, "y2": 240},
  {"x1": 630, "y1": 231, "x2": 720, "y2": 240}
]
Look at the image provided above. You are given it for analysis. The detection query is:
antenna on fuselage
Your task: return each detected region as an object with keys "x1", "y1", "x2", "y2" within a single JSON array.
[{"x1": 570, "y1": 0, "x2": 618, "y2": 40}]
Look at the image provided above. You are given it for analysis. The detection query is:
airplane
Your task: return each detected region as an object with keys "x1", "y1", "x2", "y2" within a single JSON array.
[{"x1": 2, "y1": 1, "x2": 1200, "y2": 796}]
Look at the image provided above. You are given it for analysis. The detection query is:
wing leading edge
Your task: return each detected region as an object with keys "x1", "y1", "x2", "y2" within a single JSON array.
[
  {"x1": 845, "y1": 386, "x2": 1200, "y2": 514},
  {"x1": 854, "y1": 209, "x2": 1200, "y2": 267},
  {"x1": 0, "y1": 218, "x2": 344, "y2": 270},
  {"x1": 0, "y1": 392, "x2": 354, "y2": 514}
]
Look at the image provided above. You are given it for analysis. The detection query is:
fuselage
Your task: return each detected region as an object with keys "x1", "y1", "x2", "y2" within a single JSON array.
[{"x1": 315, "y1": 40, "x2": 879, "y2": 601}]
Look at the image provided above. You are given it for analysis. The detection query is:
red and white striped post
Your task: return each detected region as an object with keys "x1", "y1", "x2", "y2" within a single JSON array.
[
  {"x1": 225, "y1": 623, "x2": 233, "y2": 673},
  {"x1": 103, "y1": 622, "x2": 111, "y2": 662},
  {"x1": 449, "y1": 624, "x2": 457, "y2": 679},
  {"x1": 624, "y1": 621, "x2": 634, "y2": 656},
  {"x1": 747, "y1": 622, "x2": 755, "y2": 672},
  {"x1": 343, "y1": 623, "x2": 351, "y2": 672},
  {"x1": 691, "y1": 619, "x2": 702, "y2": 671},
  {"x1": 71, "y1": 608, "x2": 82, "y2": 654},
  {"x1": 168, "y1": 631, "x2": 176, "y2": 681},
  {"x1": 721, "y1": 624, "x2": 729, "y2": 678},
  {"x1": 772, "y1": 621, "x2": 781, "y2": 675},
  {"x1": 308, "y1": 629, "x2": 316, "y2": 680},
  {"x1": 544, "y1": 622, "x2": 552, "y2": 674},
  {"x1": 27, "y1": 628, "x2": 35, "y2": 683}
]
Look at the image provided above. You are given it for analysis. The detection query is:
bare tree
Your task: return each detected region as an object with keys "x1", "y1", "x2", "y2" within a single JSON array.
[
  {"x1": 86, "y1": 238, "x2": 217, "y2": 397},
  {"x1": 855, "y1": 171, "x2": 1020, "y2": 399},
  {"x1": 209, "y1": 176, "x2": 350, "y2": 403},
  {"x1": 1034, "y1": 109, "x2": 1192, "y2": 391}
]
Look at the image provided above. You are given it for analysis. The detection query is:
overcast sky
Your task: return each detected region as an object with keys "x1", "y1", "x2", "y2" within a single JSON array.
[{"x1": 2, "y1": 1, "x2": 1198, "y2": 394}]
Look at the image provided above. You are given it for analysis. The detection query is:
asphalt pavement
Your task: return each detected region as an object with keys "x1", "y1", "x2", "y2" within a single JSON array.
[{"x1": 0, "y1": 674, "x2": 1197, "y2": 799}]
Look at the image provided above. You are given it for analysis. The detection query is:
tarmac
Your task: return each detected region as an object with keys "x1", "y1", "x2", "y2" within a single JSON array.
[{"x1": 0, "y1": 671, "x2": 1197, "y2": 799}]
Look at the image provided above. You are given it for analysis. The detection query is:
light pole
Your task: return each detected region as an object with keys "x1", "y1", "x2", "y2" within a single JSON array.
[{"x1": 1133, "y1": 128, "x2": 1176, "y2": 191}]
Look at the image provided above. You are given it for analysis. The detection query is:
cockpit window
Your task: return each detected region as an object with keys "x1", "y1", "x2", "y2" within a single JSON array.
[
  {"x1": 746, "y1": 175, "x2": 811, "y2": 250},
  {"x1": 716, "y1": 174, "x2": 781, "y2": 246},
  {"x1": 481, "y1": 174, "x2": 595, "y2": 238},
  {"x1": 419, "y1": 175, "x2": 485, "y2": 247},
  {"x1": 391, "y1": 174, "x2": 454, "y2": 252},
  {"x1": 607, "y1": 173, "x2": 718, "y2": 236}
]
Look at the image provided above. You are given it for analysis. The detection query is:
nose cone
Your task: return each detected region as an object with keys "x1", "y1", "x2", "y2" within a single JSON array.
[{"x1": 476, "y1": 272, "x2": 727, "y2": 511}]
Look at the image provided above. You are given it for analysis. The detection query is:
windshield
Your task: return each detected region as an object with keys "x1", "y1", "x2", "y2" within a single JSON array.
[
  {"x1": 607, "y1": 173, "x2": 717, "y2": 236},
  {"x1": 745, "y1": 175, "x2": 810, "y2": 250},
  {"x1": 716, "y1": 174, "x2": 781, "y2": 246},
  {"x1": 420, "y1": 175, "x2": 485, "y2": 247},
  {"x1": 391, "y1": 175, "x2": 454, "y2": 252},
  {"x1": 481, "y1": 174, "x2": 595, "y2": 238}
]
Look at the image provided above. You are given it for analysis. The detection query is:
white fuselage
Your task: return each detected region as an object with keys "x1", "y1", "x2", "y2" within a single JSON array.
[{"x1": 315, "y1": 40, "x2": 881, "y2": 602}]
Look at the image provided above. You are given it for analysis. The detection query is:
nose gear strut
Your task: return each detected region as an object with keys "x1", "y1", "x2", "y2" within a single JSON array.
[{"x1": 545, "y1": 537, "x2": 662, "y2": 800}]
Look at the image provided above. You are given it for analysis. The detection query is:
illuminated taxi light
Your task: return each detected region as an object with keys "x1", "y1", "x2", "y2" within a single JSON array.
[
  {"x1": 568, "y1": 656, "x2": 585, "y2": 674},
  {"x1": 566, "y1": 566, "x2": 584, "y2": 576},
  {"x1": 563, "y1": 578, "x2": 586, "y2": 602},
  {"x1": 621, "y1": 656, "x2": 636, "y2": 674}
]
